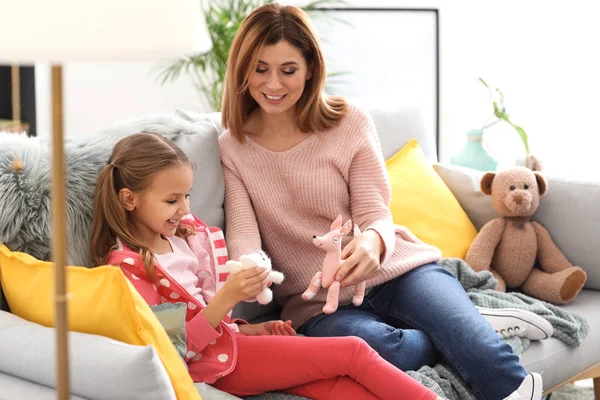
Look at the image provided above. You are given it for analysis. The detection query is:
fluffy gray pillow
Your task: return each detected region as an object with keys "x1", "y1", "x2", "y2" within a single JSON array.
[{"x1": 0, "y1": 111, "x2": 224, "y2": 267}]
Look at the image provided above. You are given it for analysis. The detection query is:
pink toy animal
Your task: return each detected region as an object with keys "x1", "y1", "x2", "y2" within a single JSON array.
[{"x1": 302, "y1": 215, "x2": 366, "y2": 314}]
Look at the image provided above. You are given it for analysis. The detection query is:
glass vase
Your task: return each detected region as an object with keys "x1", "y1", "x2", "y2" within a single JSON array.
[{"x1": 450, "y1": 129, "x2": 497, "y2": 172}]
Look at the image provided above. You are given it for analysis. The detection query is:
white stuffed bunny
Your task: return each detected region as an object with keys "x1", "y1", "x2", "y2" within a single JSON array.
[{"x1": 226, "y1": 253, "x2": 284, "y2": 304}]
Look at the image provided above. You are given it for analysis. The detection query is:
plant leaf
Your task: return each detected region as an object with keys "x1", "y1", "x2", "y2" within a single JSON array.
[
  {"x1": 305, "y1": 0, "x2": 353, "y2": 27},
  {"x1": 479, "y1": 77, "x2": 491, "y2": 93},
  {"x1": 504, "y1": 117, "x2": 530, "y2": 154},
  {"x1": 493, "y1": 102, "x2": 505, "y2": 119},
  {"x1": 495, "y1": 87, "x2": 504, "y2": 103},
  {"x1": 513, "y1": 124, "x2": 530, "y2": 153}
]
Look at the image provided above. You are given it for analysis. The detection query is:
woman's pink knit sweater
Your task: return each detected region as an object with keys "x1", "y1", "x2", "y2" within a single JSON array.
[{"x1": 219, "y1": 104, "x2": 442, "y2": 328}]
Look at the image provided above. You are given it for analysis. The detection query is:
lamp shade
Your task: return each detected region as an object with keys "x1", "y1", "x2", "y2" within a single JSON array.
[{"x1": 0, "y1": 0, "x2": 212, "y2": 63}]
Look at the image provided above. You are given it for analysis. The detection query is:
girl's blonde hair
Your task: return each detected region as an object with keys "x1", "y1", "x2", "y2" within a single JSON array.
[
  {"x1": 221, "y1": 3, "x2": 348, "y2": 141},
  {"x1": 90, "y1": 132, "x2": 192, "y2": 281}
]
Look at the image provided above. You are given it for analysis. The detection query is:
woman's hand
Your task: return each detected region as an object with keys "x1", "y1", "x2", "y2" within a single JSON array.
[
  {"x1": 238, "y1": 320, "x2": 296, "y2": 336},
  {"x1": 335, "y1": 229, "x2": 383, "y2": 288}
]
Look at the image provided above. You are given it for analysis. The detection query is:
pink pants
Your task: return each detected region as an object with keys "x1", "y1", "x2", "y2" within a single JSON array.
[{"x1": 213, "y1": 334, "x2": 437, "y2": 400}]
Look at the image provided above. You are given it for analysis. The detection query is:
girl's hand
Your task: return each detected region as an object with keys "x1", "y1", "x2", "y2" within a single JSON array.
[
  {"x1": 222, "y1": 267, "x2": 271, "y2": 304},
  {"x1": 335, "y1": 229, "x2": 383, "y2": 288},
  {"x1": 239, "y1": 320, "x2": 295, "y2": 336},
  {"x1": 203, "y1": 267, "x2": 270, "y2": 329}
]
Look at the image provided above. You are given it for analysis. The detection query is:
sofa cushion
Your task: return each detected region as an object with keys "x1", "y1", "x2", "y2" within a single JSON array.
[
  {"x1": 0, "y1": 372, "x2": 88, "y2": 400},
  {"x1": 432, "y1": 163, "x2": 496, "y2": 231},
  {"x1": 534, "y1": 177, "x2": 600, "y2": 291},
  {"x1": 0, "y1": 111, "x2": 224, "y2": 268},
  {"x1": 177, "y1": 109, "x2": 225, "y2": 135},
  {"x1": 434, "y1": 163, "x2": 600, "y2": 290},
  {"x1": 353, "y1": 93, "x2": 438, "y2": 163},
  {"x1": 0, "y1": 245, "x2": 200, "y2": 400},
  {"x1": 520, "y1": 289, "x2": 600, "y2": 390},
  {"x1": 166, "y1": 111, "x2": 225, "y2": 229},
  {"x1": 386, "y1": 140, "x2": 477, "y2": 258},
  {"x1": 195, "y1": 382, "x2": 241, "y2": 400},
  {"x1": 0, "y1": 311, "x2": 175, "y2": 400}
]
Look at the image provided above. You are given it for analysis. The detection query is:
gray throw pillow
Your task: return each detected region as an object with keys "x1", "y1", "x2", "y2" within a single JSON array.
[
  {"x1": 0, "y1": 311, "x2": 176, "y2": 400},
  {"x1": 432, "y1": 163, "x2": 496, "y2": 230},
  {"x1": 150, "y1": 302, "x2": 188, "y2": 362}
]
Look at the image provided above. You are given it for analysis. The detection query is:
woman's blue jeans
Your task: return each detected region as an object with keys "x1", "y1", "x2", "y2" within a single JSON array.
[{"x1": 299, "y1": 262, "x2": 527, "y2": 400}]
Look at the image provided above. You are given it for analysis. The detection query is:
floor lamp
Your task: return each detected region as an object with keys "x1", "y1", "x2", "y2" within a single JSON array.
[{"x1": 0, "y1": 1, "x2": 212, "y2": 398}]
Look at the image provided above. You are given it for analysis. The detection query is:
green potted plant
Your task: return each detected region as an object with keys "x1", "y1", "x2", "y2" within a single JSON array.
[
  {"x1": 479, "y1": 78, "x2": 542, "y2": 171},
  {"x1": 153, "y1": 0, "x2": 348, "y2": 112},
  {"x1": 451, "y1": 78, "x2": 541, "y2": 172}
]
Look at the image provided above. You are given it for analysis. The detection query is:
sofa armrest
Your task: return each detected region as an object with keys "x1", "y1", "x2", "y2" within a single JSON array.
[{"x1": 434, "y1": 163, "x2": 600, "y2": 290}]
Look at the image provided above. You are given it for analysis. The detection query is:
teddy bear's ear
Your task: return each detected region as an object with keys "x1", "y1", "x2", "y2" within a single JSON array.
[
  {"x1": 480, "y1": 172, "x2": 496, "y2": 195},
  {"x1": 534, "y1": 172, "x2": 548, "y2": 196}
]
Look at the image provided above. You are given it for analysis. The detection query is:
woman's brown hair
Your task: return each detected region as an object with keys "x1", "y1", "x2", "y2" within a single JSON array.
[
  {"x1": 90, "y1": 132, "x2": 192, "y2": 281},
  {"x1": 221, "y1": 3, "x2": 348, "y2": 141}
]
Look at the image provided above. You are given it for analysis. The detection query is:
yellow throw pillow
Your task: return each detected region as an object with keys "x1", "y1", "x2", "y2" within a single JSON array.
[
  {"x1": 0, "y1": 245, "x2": 200, "y2": 400},
  {"x1": 386, "y1": 139, "x2": 478, "y2": 258}
]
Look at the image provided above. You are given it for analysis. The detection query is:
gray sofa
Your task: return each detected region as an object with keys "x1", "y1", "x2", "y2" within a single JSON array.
[{"x1": 0, "y1": 94, "x2": 598, "y2": 399}]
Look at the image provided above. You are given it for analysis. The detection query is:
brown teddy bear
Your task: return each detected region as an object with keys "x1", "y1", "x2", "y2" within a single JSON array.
[{"x1": 465, "y1": 167, "x2": 587, "y2": 304}]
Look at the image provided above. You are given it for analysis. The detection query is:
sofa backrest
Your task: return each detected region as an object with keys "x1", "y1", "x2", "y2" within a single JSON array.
[{"x1": 353, "y1": 92, "x2": 438, "y2": 163}]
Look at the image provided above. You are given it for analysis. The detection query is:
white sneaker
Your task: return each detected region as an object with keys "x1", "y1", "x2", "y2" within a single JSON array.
[
  {"x1": 476, "y1": 307, "x2": 553, "y2": 341},
  {"x1": 504, "y1": 373, "x2": 543, "y2": 400}
]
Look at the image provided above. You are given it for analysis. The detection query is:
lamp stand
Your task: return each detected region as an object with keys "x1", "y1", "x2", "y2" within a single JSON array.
[{"x1": 51, "y1": 64, "x2": 70, "y2": 400}]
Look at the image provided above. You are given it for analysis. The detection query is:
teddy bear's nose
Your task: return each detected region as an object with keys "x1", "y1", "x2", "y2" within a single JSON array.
[
  {"x1": 514, "y1": 194, "x2": 523, "y2": 204},
  {"x1": 313, "y1": 235, "x2": 317, "y2": 239}
]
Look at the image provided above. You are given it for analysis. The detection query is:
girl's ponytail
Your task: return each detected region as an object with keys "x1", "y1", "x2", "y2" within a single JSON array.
[
  {"x1": 90, "y1": 163, "x2": 122, "y2": 268},
  {"x1": 90, "y1": 163, "x2": 159, "y2": 281}
]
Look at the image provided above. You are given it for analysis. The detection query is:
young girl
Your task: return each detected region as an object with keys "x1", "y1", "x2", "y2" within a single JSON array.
[{"x1": 90, "y1": 132, "x2": 442, "y2": 400}]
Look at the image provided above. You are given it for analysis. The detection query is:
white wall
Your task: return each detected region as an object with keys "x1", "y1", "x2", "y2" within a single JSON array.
[
  {"x1": 36, "y1": 0, "x2": 600, "y2": 180},
  {"x1": 297, "y1": 0, "x2": 600, "y2": 180},
  {"x1": 435, "y1": 0, "x2": 600, "y2": 180},
  {"x1": 35, "y1": 62, "x2": 207, "y2": 138}
]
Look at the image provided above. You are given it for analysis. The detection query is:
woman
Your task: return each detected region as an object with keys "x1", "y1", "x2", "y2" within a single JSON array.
[{"x1": 219, "y1": 3, "x2": 542, "y2": 400}]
